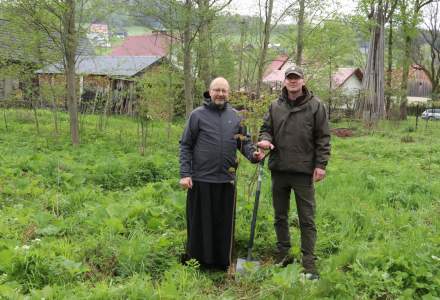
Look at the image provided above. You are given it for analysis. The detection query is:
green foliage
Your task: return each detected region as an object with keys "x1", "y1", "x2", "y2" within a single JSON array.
[
  {"x1": 211, "y1": 40, "x2": 236, "y2": 83},
  {"x1": 0, "y1": 110, "x2": 440, "y2": 298},
  {"x1": 305, "y1": 18, "x2": 362, "y2": 105},
  {"x1": 137, "y1": 65, "x2": 184, "y2": 120}
]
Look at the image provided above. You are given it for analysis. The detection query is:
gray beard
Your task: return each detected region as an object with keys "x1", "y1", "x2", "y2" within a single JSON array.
[
  {"x1": 214, "y1": 102, "x2": 225, "y2": 109},
  {"x1": 213, "y1": 99, "x2": 226, "y2": 109}
]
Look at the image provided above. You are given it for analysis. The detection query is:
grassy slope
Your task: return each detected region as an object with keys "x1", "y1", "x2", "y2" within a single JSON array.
[
  {"x1": 0, "y1": 110, "x2": 439, "y2": 299},
  {"x1": 126, "y1": 26, "x2": 151, "y2": 36}
]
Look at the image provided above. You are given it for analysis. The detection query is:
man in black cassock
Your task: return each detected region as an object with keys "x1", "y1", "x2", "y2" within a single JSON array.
[{"x1": 179, "y1": 77, "x2": 264, "y2": 270}]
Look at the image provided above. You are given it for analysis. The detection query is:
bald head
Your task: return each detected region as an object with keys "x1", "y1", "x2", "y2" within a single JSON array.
[
  {"x1": 209, "y1": 77, "x2": 230, "y2": 107},
  {"x1": 209, "y1": 77, "x2": 230, "y2": 91}
]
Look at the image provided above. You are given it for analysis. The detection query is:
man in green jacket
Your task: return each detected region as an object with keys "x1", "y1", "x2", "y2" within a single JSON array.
[{"x1": 258, "y1": 66, "x2": 330, "y2": 279}]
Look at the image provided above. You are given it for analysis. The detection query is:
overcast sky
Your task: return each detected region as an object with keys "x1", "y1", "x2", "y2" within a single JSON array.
[{"x1": 224, "y1": 0, "x2": 357, "y2": 21}]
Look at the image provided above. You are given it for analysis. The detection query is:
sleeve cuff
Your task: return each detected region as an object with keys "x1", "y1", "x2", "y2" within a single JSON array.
[{"x1": 315, "y1": 164, "x2": 326, "y2": 170}]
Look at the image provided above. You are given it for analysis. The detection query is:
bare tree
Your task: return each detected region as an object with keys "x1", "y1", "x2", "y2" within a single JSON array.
[
  {"x1": 398, "y1": 0, "x2": 433, "y2": 120},
  {"x1": 255, "y1": 0, "x2": 274, "y2": 99},
  {"x1": 414, "y1": 2, "x2": 440, "y2": 99},
  {"x1": 237, "y1": 19, "x2": 247, "y2": 90},
  {"x1": 295, "y1": 0, "x2": 305, "y2": 65}
]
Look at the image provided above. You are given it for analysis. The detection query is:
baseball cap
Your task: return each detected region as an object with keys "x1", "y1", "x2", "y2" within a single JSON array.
[{"x1": 285, "y1": 66, "x2": 304, "y2": 78}]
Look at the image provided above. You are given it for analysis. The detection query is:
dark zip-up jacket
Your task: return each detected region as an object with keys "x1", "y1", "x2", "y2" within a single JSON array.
[
  {"x1": 180, "y1": 94, "x2": 257, "y2": 183},
  {"x1": 259, "y1": 86, "x2": 331, "y2": 175}
]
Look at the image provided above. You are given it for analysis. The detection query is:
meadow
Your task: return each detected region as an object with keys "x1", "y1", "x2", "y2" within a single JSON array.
[{"x1": 0, "y1": 109, "x2": 439, "y2": 299}]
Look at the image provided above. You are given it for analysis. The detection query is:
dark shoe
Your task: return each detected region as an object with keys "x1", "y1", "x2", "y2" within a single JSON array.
[
  {"x1": 274, "y1": 251, "x2": 295, "y2": 267},
  {"x1": 303, "y1": 272, "x2": 320, "y2": 281},
  {"x1": 179, "y1": 253, "x2": 190, "y2": 265}
]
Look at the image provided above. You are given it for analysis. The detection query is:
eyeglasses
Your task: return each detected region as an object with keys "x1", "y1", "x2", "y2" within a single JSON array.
[{"x1": 211, "y1": 88, "x2": 229, "y2": 94}]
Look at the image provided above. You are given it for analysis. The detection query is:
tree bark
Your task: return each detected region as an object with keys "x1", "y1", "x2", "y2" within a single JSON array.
[
  {"x1": 386, "y1": 17, "x2": 393, "y2": 117},
  {"x1": 255, "y1": 0, "x2": 274, "y2": 99},
  {"x1": 184, "y1": 0, "x2": 193, "y2": 118},
  {"x1": 295, "y1": 0, "x2": 305, "y2": 65},
  {"x1": 237, "y1": 20, "x2": 246, "y2": 90},
  {"x1": 197, "y1": 0, "x2": 211, "y2": 90},
  {"x1": 358, "y1": 4, "x2": 386, "y2": 122},
  {"x1": 400, "y1": 34, "x2": 411, "y2": 120},
  {"x1": 64, "y1": 0, "x2": 79, "y2": 145}
]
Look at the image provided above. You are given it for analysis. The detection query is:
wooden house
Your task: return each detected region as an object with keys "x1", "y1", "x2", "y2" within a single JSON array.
[{"x1": 36, "y1": 55, "x2": 165, "y2": 114}]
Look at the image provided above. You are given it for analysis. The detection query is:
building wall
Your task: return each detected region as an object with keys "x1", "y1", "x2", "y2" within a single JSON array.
[{"x1": 340, "y1": 75, "x2": 362, "y2": 95}]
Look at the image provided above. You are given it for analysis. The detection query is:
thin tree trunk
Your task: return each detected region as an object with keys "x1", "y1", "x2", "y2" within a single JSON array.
[
  {"x1": 32, "y1": 102, "x2": 40, "y2": 134},
  {"x1": 255, "y1": 0, "x2": 274, "y2": 99},
  {"x1": 237, "y1": 20, "x2": 246, "y2": 90},
  {"x1": 400, "y1": 34, "x2": 411, "y2": 120},
  {"x1": 386, "y1": 17, "x2": 393, "y2": 117},
  {"x1": 3, "y1": 107, "x2": 7, "y2": 130},
  {"x1": 91, "y1": 88, "x2": 99, "y2": 115},
  {"x1": 183, "y1": 0, "x2": 193, "y2": 118},
  {"x1": 197, "y1": 0, "x2": 211, "y2": 90},
  {"x1": 99, "y1": 83, "x2": 111, "y2": 131},
  {"x1": 64, "y1": 0, "x2": 79, "y2": 145},
  {"x1": 295, "y1": 0, "x2": 305, "y2": 65},
  {"x1": 167, "y1": 24, "x2": 174, "y2": 141},
  {"x1": 328, "y1": 59, "x2": 332, "y2": 120},
  {"x1": 49, "y1": 78, "x2": 59, "y2": 134}
]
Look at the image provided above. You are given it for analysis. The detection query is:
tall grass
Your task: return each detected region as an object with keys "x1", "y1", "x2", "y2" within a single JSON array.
[{"x1": 0, "y1": 109, "x2": 439, "y2": 298}]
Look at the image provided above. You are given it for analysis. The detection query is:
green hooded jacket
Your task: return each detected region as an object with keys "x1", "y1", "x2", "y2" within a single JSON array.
[{"x1": 259, "y1": 86, "x2": 331, "y2": 175}]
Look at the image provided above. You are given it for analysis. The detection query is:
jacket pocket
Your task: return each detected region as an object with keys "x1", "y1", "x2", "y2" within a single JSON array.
[{"x1": 193, "y1": 149, "x2": 215, "y2": 174}]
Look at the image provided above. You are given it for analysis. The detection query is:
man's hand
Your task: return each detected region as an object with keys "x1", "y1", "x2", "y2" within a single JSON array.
[
  {"x1": 257, "y1": 140, "x2": 275, "y2": 150},
  {"x1": 313, "y1": 168, "x2": 326, "y2": 182},
  {"x1": 253, "y1": 148, "x2": 265, "y2": 161},
  {"x1": 180, "y1": 177, "x2": 193, "y2": 189}
]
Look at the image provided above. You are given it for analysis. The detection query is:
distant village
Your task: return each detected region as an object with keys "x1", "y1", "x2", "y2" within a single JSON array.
[{"x1": 0, "y1": 21, "x2": 433, "y2": 114}]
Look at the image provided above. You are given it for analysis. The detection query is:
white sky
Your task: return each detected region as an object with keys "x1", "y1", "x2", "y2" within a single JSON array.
[{"x1": 224, "y1": 0, "x2": 358, "y2": 20}]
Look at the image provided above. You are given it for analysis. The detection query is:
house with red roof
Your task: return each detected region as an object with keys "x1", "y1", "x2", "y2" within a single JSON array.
[
  {"x1": 329, "y1": 67, "x2": 364, "y2": 110},
  {"x1": 332, "y1": 65, "x2": 432, "y2": 107},
  {"x1": 262, "y1": 55, "x2": 295, "y2": 90},
  {"x1": 88, "y1": 23, "x2": 110, "y2": 48},
  {"x1": 331, "y1": 67, "x2": 363, "y2": 94},
  {"x1": 110, "y1": 32, "x2": 174, "y2": 57}
]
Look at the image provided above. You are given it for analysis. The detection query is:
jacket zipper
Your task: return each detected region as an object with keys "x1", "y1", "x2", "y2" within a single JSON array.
[{"x1": 218, "y1": 110, "x2": 223, "y2": 179}]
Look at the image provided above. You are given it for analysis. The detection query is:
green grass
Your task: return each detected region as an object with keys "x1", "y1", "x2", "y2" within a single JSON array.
[
  {"x1": 0, "y1": 109, "x2": 439, "y2": 299},
  {"x1": 126, "y1": 26, "x2": 151, "y2": 36}
]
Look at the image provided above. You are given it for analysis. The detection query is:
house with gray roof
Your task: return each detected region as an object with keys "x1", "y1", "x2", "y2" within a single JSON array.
[
  {"x1": 0, "y1": 19, "x2": 94, "y2": 102},
  {"x1": 36, "y1": 55, "x2": 165, "y2": 115},
  {"x1": 36, "y1": 56, "x2": 162, "y2": 77}
]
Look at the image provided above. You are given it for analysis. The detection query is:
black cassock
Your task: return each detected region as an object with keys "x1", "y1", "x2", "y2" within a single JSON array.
[{"x1": 185, "y1": 181, "x2": 235, "y2": 270}]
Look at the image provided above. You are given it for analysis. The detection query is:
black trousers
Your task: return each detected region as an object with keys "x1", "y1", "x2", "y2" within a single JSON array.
[
  {"x1": 186, "y1": 181, "x2": 235, "y2": 269},
  {"x1": 271, "y1": 171, "x2": 317, "y2": 270}
]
